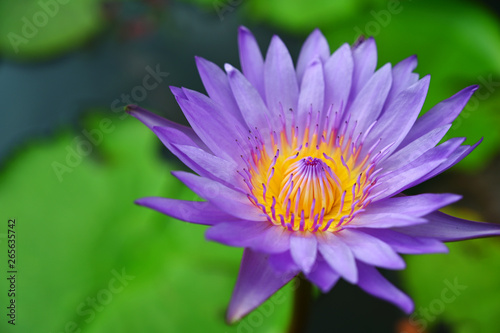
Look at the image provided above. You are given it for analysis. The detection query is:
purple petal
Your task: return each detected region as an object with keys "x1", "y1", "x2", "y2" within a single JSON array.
[
  {"x1": 356, "y1": 261, "x2": 414, "y2": 314},
  {"x1": 362, "y1": 75, "x2": 430, "y2": 158},
  {"x1": 323, "y1": 43, "x2": 353, "y2": 122},
  {"x1": 402, "y1": 85, "x2": 479, "y2": 147},
  {"x1": 384, "y1": 55, "x2": 419, "y2": 107},
  {"x1": 349, "y1": 37, "x2": 377, "y2": 103},
  {"x1": 344, "y1": 63, "x2": 392, "y2": 134},
  {"x1": 362, "y1": 229, "x2": 448, "y2": 254},
  {"x1": 227, "y1": 249, "x2": 295, "y2": 323},
  {"x1": 296, "y1": 29, "x2": 330, "y2": 84},
  {"x1": 264, "y1": 35, "x2": 299, "y2": 115},
  {"x1": 373, "y1": 138, "x2": 465, "y2": 200},
  {"x1": 126, "y1": 104, "x2": 208, "y2": 151},
  {"x1": 135, "y1": 197, "x2": 240, "y2": 225},
  {"x1": 174, "y1": 89, "x2": 243, "y2": 161},
  {"x1": 395, "y1": 211, "x2": 500, "y2": 241},
  {"x1": 268, "y1": 251, "x2": 299, "y2": 275},
  {"x1": 205, "y1": 221, "x2": 291, "y2": 253},
  {"x1": 297, "y1": 59, "x2": 325, "y2": 137},
  {"x1": 415, "y1": 139, "x2": 482, "y2": 184},
  {"x1": 378, "y1": 125, "x2": 451, "y2": 173},
  {"x1": 336, "y1": 229, "x2": 406, "y2": 269},
  {"x1": 370, "y1": 157, "x2": 446, "y2": 201},
  {"x1": 171, "y1": 143, "x2": 243, "y2": 191},
  {"x1": 238, "y1": 26, "x2": 266, "y2": 100},
  {"x1": 306, "y1": 254, "x2": 341, "y2": 292},
  {"x1": 290, "y1": 233, "x2": 318, "y2": 274},
  {"x1": 172, "y1": 171, "x2": 264, "y2": 221},
  {"x1": 317, "y1": 232, "x2": 358, "y2": 283},
  {"x1": 195, "y1": 56, "x2": 245, "y2": 125},
  {"x1": 345, "y1": 213, "x2": 426, "y2": 229},
  {"x1": 363, "y1": 193, "x2": 462, "y2": 217},
  {"x1": 225, "y1": 63, "x2": 276, "y2": 133}
]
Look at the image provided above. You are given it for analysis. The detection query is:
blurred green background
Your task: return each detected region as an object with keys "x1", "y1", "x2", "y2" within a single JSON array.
[{"x1": 1, "y1": 0, "x2": 500, "y2": 332}]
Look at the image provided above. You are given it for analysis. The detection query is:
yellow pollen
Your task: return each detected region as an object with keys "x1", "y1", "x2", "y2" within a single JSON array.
[{"x1": 245, "y1": 125, "x2": 376, "y2": 233}]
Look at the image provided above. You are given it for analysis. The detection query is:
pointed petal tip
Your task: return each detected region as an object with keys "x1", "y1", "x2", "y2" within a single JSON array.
[
  {"x1": 133, "y1": 197, "x2": 147, "y2": 206},
  {"x1": 238, "y1": 25, "x2": 251, "y2": 34},
  {"x1": 125, "y1": 104, "x2": 151, "y2": 117},
  {"x1": 468, "y1": 84, "x2": 480, "y2": 92},
  {"x1": 226, "y1": 308, "x2": 244, "y2": 325},
  {"x1": 124, "y1": 104, "x2": 138, "y2": 113},
  {"x1": 308, "y1": 27, "x2": 325, "y2": 40},
  {"x1": 194, "y1": 56, "x2": 212, "y2": 68},
  {"x1": 224, "y1": 63, "x2": 236, "y2": 74},
  {"x1": 402, "y1": 298, "x2": 415, "y2": 315}
]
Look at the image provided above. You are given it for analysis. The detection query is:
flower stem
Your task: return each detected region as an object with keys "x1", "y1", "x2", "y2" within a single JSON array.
[{"x1": 287, "y1": 275, "x2": 312, "y2": 333}]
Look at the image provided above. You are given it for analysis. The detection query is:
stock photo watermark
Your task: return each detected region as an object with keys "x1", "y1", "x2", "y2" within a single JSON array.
[
  {"x1": 401, "y1": 277, "x2": 467, "y2": 333},
  {"x1": 51, "y1": 64, "x2": 169, "y2": 182},
  {"x1": 50, "y1": 268, "x2": 135, "y2": 333},
  {"x1": 7, "y1": 0, "x2": 72, "y2": 53},
  {"x1": 452, "y1": 74, "x2": 500, "y2": 131},
  {"x1": 353, "y1": 0, "x2": 405, "y2": 39},
  {"x1": 213, "y1": 0, "x2": 244, "y2": 21}
]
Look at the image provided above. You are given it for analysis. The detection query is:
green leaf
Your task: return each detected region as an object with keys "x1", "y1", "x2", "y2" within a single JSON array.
[
  {"x1": 0, "y1": 112, "x2": 291, "y2": 332},
  {"x1": 403, "y1": 211, "x2": 500, "y2": 333},
  {"x1": 0, "y1": 0, "x2": 104, "y2": 60}
]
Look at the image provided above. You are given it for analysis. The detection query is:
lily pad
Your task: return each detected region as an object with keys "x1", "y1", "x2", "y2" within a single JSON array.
[
  {"x1": 0, "y1": 112, "x2": 291, "y2": 333},
  {"x1": 0, "y1": 0, "x2": 104, "y2": 60}
]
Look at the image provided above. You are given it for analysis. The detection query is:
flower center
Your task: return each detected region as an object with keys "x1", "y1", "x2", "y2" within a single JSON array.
[
  {"x1": 240, "y1": 110, "x2": 382, "y2": 233},
  {"x1": 278, "y1": 157, "x2": 338, "y2": 219}
]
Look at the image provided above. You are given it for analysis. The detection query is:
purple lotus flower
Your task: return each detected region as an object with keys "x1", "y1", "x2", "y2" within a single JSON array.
[{"x1": 128, "y1": 27, "x2": 500, "y2": 322}]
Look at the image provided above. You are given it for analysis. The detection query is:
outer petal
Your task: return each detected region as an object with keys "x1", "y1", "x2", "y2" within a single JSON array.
[
  {"x1": 349, "y1": 37, "x2": 377, "y2": 103},
  {"x1": 317, "y1": 232, "x2": 358, "y2": 283},
  {"x1": 296, "y1": 28, "x2": 330, "y2": 84},
  {"x1": 135, "y1": 197, "x2": 239, "y2": 225},
  {"x1": 227, "y1": 249, "x2": 296, "y2": 323},
  {"x1": 362, "y1": 193, "x2": 462, "y2": 217},
  {"x1": 172, "y1": 171, "x2": 264, "y2": 221},
  {"x1": 238, "y1": 26, "x2": 266, "y2": 99},
  {"x1": 225, "y1": 64, "x2": 276, "y2": 134},
  {"x1": 205, "y1": 221, "x2": 291, "y2": 253},
  {"x1": 362, "y1": 75, "x2": 430, "y2": 158},
  {"x1": 362, "y1": 229, "x2": 448, "y2": 254},
  {"x1": 345, "y1": 213, "x2": 426, "y2": 229},
  {"x1": 415, "y1": 139, "x2": 482, "y2": 184},
  {"x1": 378, "y1": 125, "x2": 451, "y2": 173},
  {"x1": 268, "y1": 251, "x2": 299, "y2": 275},
  {"x1": 195, "y1": 56, "x2": 245, "y2": 125},
  {"x1": 174, "y1": 89, "x2": 242, "y2": 161},
  {"x1": 323, "y1": 43, "x2": 353, "y2": 125},
  {"x1": 370, "y1": 157, "x2": 447, "y2": 201},
  {"x1": 384, "y1": 55, "x2": 419, "y2": 107},
  {"x1": 297, "y1": 59, "x2": 325, "y2": 138},
  {"x1": 171, "y1": 143, "x2": 243, "y2": 191},
  {"x1": 290, "y1": 233, "x2": 318, "y2": 274},
  {"x1": 306, "y1": 255, "x2": 341, "y2": 293},
  {"x1": 395, "y1": 211, "x2": 500, "y2": 241},
  {"x1": 126, "y1": 104, "x2": 208, "y2": 151},
  {"x1": 401, "y1": 85, "x2": 479, "y2": 147},
  {"x1": 371, "y1": 137, "x2": 465, "y2": 200},
  {"x1": 356, "y1": 261, "x2": 414, "y2": 314},
  {"x1": 336, "y1": 229, "x2": 406, "y2": 269},
  {"x1": 344, "y1": 63, "x2": 392, "y2": 135},
  {"x1": 264, "y1": 35, "x2": 299, "y2": 117}
]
